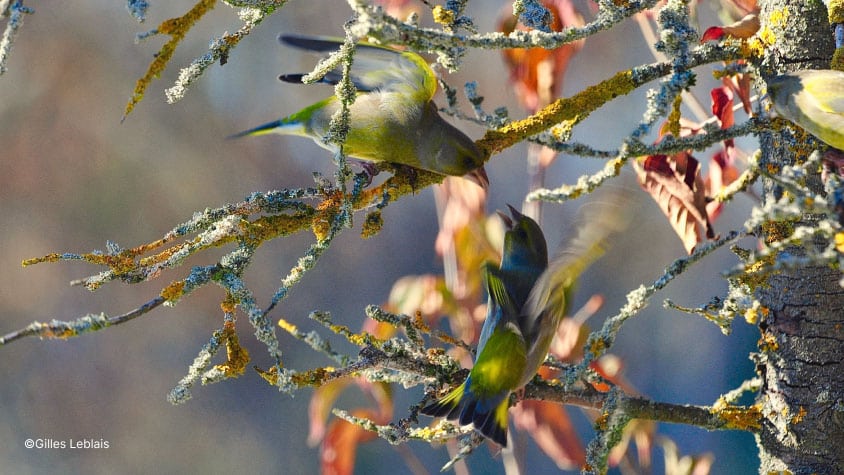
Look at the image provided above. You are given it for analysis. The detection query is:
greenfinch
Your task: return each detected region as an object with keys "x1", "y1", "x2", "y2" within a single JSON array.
[
  {"x1": 422, "y1": 203, "x2": 623, "y2": 446},
  {"x1": 231, "y1": 35, "x2": 488, "y2": 187},
  {"x1": 767, "y1": 69, "x2": 844, "y2": 150}
]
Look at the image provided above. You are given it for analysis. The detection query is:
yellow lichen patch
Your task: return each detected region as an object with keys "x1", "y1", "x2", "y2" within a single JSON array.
[
  {"x1": 665, "y1": 94, "x2": 683, "y2": 138},
  {"x1": 764, "y1": 162, "x2": 781, "y2": 176},
  {"x1": 312, "y1": 192, "x2": 344, "y2": 241},
  {"x1": 432, "y1": 5, "x2": 455, "y2": 26},
  {"x1": 761, "y1": 219, "x2": 794, "y2": 244},
  {"x1": 588, "y1": 335, "x2": 608, "y2": 355},
  {"x1": 241, "y1": 213, "x2": 311, "y2": 246},
  {"x1": 124, "y1": 0, "x2": 217, "y2": 119},
  {"x1": 744, "y1": 300, "x2": 770, "y2": 325},
  {"x1": 130, "y1": 235, "x2": 177, "y2": 259},
  {"x1": 758, "y1": 331, "x2": 779, "y2": 352},
  {"x1": 712, "y1": 402, "x2": 763, "y2": 431},
  {"x1": 360, "y1": 210, "x2": 383, "y2": 239},
  {"x1": 278, "y1": 317, "x2": 299, "y2": 335},
  {"x1": 138, "y1": 238, "x2": 197, "y2": 268},
  {"x1": 833, "y1": 48, "x2": 844, "y2": 72},
  {"x1": 476, "y1": 70, "x2": 636, "y2": 158},
  {"x1": 220, "y1": 293, "x2": 237, "y2": 314},
  {"x1": 550, "y1": 120, "x2": 576, "y2": 141},
  {"x1": 412, "y1": 311, "x2": 431, "y2": 333},
  {"x1": 213, "y1": 319, "x2": 250, "y2": 377},
  {"x1": 160, "y1": 280, "x2": 186, "y2": 302},
  {"x1": 331, "y1": 323, "x2": 384, "y2": 348},
  {"x1": 739, "y1": 254, "x2": 776, "y2": 290},
  {"x1": 32, "y1": 322, "x2": 78, "y2": 340},
  {"x1": 835, "y1": 232, "x2": 844, "y2": 253},
  {"x1": 741, "y1": 37, "x2": 765, "y2": 59},
  {"x1": 22, "y1": 253, "x2": 64, "y2": 267},
  {"x1": 830, "y1": 0, "x2": 844, "y2": 23},
  {"x1": 290, "y1": 366, "x2": 338, "y2": 387},
  {"x1": 791, "y1": 406, "x2": 807, "y2": 425},
  {"x1": 768, "y1": 7, "x2": 790, "y2": 28},
  {"x1": 594, "y1": 412, "x2": 610, "y2": 431},
  {"x1": 756, "y1": 26, "x2": 776, "y2": 47},
  {"x1": 255, "y1": 365, "x2": 279, "y2": 386},
  {"x1": 432, "y1": 330, "x2": 468, "y2": 349}
]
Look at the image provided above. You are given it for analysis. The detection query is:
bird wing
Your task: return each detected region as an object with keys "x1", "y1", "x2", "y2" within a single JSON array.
[
  {"x1": 791, "y1": 70, "x2": 844, "y2": 116},
  {"x1": 278, "y1": 34, "x2": 436, "y2": 103},
  {"x1": 477, "y1": 262, "x2": 521, "y2": 353},
  {"x1": 522, "y1": 191, "x2": 631, "y2": 346}
]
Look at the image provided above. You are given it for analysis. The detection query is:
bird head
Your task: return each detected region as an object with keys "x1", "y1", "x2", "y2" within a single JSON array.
[{"x1": 497, "y1": 205, "x2": 548, "y2": 270}]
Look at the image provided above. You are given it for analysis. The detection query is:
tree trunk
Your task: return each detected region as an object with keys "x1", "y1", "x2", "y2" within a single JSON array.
[{"x1": 756, "y1": 1, "x2": 844, "y2": 473}]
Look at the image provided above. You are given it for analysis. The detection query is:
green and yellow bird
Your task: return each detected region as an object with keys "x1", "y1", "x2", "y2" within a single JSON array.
[
  {"x1": 767, "y1": 69, "x2": 844, "y2": 150},
  {"x1": 421, "y1": 203, "x2": 624, "y2": 446},
  {"x1": 231, "y1": 34, "x2": 488, "y2": 186}
]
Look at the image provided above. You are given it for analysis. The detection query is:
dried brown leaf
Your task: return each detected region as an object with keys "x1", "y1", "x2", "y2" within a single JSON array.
[{"x1": 634, "y1": 154, "x2": 715, "y2": 254}]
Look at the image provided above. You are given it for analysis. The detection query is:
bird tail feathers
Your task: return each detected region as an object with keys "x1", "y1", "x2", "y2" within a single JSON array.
[
  {"x1": 227, "y1": 118, "x2": 303, "y2": 140},
  {"x1": 420, "y1": 379, "x2": 510, "y2": 446}
]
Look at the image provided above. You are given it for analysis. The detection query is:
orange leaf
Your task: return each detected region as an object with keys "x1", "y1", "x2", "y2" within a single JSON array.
[
  {"x1": 320, "y1": 409, "x2": 380, "y2": 475},
  {"x1": 512, "y1": 400, "x2": 585, "y2": 469},
  {"x1": 308, "y1": 378, "x2": 355, "y2": 446},
  {"x1": 308, "y1": 378, "x2": 393, "y2": 446},
  {"x1": 499, "y1": 0, "x2": 585, "y2": 112},
  {"x1": 634, "y1": 153, "x2": 715, "y2": 254}
]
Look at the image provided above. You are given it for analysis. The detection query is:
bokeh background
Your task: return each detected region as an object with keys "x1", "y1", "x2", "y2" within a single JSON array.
[{"x1": 1, "y1": 1, "x2": 761, "y2": 473}]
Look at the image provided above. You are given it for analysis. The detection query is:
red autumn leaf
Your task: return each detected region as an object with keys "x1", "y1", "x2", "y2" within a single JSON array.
[
  {"x1": 320, "y1": 408, "x2": 381, "y2": 475},
  {"x1": 512, "y1": 400, "x2": 586, "y2": 469},
  {"x1": 643, "y1": 154, "x2": 674, "y2": 176},
  {"x1": 700, "y1": 26, "x2": 725, "y2": 42},
  {"x1": 710, "y1": 86, "x2": 735, "y2": 130},
  {"x1": 635, "y1": 152, "x2": 715, "y2": 254},
  {"x1": 710, "y1": 84, "x2": 736, "y2": 152},
  {"x1": 499, "y1": 0, "x2": 585, "y2": 112}
]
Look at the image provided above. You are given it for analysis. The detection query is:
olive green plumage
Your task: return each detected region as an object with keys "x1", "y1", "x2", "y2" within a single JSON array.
[
  {"x1": 422, "y1": 201, "x2": 626, "y2": 446},
  {"x1": 232, "y1": 35, "x2": 487, "y2": 186},
  {"x1": 767, "y1": 69, "x2": 844, "y2": 150}
]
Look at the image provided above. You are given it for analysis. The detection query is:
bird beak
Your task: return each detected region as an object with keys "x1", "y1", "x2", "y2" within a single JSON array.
[
  {"x1": 465, "y1": 166, "x2": 489, "y2": 189},
  {"x1": 497, "y1": 204, "x2": 522, "y2": 230},
  {"x1": 506, "y1": 204, "x2": 523, "y2": 221},
  {"x1": 226, "y1": 119, "x2": 284, "y2": 140},
  {"x1": 497, "y1": 210, "x2": 513, "y2": 230}
]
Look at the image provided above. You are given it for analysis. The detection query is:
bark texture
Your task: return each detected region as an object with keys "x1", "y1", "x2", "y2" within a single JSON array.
[{"x1": 756, "y1": 1, "x2": 844, "y2": 473}]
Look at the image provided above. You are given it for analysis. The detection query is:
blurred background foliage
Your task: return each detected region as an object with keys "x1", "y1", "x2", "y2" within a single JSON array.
[{"x1": 1, "y1": 0, "x2": 760, "y2": 473}]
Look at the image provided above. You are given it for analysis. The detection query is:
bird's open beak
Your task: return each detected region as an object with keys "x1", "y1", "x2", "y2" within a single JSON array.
[
  {"x1": 465, "y1": 166, "x2": 489, "y2": 189},
  {"x1": 497, "y1": 204, "x2": 523, "y2": 230}
]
